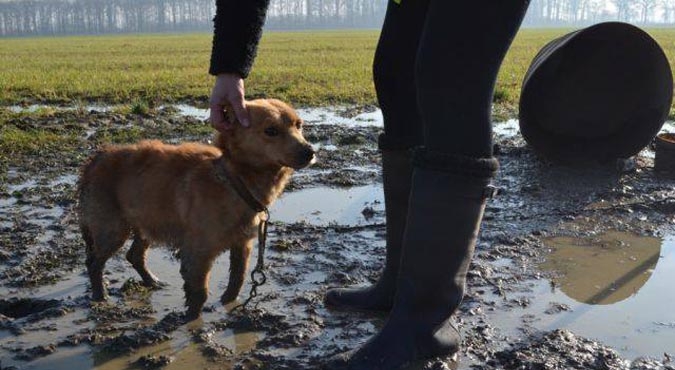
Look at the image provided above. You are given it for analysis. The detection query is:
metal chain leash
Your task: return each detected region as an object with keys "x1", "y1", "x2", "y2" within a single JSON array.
[{"x1": 233, "y1": 209, "x2": 270, "y2": 311}]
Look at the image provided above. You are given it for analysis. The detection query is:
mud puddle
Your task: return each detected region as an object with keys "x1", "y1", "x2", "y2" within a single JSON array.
[
  {"x1": 2, "y1": 105, "x2": 675, "y2": 369},
  {"x1": 273, "y1": 185, "x2": 383, "y2": 226},
  {"x1": 0, "y1": 182, "x2": 385, "y2": 370},
  {"x1": 477, "y1": 231, "x2": 675, "y2": 361},
  {"x1": 8, "y1": 326, "x2": 260, "y2": 370},
  {"x1": 0, "y1": 243, "x2": 264, "y2": 370}
]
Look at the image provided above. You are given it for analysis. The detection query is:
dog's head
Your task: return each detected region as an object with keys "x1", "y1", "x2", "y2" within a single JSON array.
[{"x1": 216, "y1": 99, "x2": 315, "y2": 170}]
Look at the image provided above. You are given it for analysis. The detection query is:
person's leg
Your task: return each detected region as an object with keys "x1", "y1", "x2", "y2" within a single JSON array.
[
  {"x1": 416, "y1": 1, "x2": 530, "y2": 157},
  {"x1": 324, "y1": 0, "x2": 429, "y2": 312},
  {"x1": 329, "y1": 1, "x2": 530, "y2": 368},
  {"x1": 374, "y1": 0, "x2": 427, "y2": 148}
]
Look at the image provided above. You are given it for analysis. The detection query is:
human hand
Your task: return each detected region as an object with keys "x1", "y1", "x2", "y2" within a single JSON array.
[{"x1": 210, "y1": 73, "x2": 250, "y2": 131}]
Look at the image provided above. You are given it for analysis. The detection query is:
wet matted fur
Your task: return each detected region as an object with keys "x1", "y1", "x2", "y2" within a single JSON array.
[{"x1": 78, "y1": 99, "x2": 315, "y2": 320}]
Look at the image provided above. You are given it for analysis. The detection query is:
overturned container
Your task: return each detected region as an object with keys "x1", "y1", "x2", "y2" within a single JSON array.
[{"x1": 519, "y1": 22, "x2": 673, "y2": 163}]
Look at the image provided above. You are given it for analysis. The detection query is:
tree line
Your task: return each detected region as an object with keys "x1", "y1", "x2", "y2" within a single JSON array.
[
  {"x1": 1, "y1": 0, "x2": 674, "y2": 37},
  {"x1": 0, "y1": 0, "x2": 388, "y2": 36},
  {"x1": 527, "y1": 0, "x2": 675, "y2": 25}
]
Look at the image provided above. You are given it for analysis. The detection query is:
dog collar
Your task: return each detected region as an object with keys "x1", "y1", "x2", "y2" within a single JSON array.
[{"x1": 212, "y1": 157, "x2": 267, "y2": 213}]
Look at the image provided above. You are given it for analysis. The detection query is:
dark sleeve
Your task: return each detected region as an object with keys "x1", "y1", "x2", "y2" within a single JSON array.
[{"x1": 209, "y1": 0, "x2": 271, "y2": 78}]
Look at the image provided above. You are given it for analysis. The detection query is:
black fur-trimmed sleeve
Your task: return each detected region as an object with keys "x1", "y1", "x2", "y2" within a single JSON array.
[{"x1": 209, "y1": 0, "x2": 271, "y2": 78}]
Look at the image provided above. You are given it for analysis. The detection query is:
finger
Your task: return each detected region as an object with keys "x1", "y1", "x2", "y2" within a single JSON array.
[
  {"x1": 210, "y1": 104, "x2": 224, "y2": 124},
  {"x1": 231, "y1": 98, "x2": 250, "y2": 128}
]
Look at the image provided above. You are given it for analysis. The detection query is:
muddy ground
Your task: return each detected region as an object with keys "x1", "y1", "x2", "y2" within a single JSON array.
[{"x1": 0, "y1": 106, "x2": 674, "y2": 370}]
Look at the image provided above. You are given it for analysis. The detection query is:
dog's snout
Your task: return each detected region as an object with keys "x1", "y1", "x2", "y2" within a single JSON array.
[{"x1": 295, "y1": 145, "x2": 316, "y2": 168}]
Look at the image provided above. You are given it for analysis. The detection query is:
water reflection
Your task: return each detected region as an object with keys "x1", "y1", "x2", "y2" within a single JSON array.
[
  {"x1": 272, "y1": 185, "x2": 384, "y2": 226},
  {"x1": 540, "y1": 231, "x2": 662, "y2": 305}
]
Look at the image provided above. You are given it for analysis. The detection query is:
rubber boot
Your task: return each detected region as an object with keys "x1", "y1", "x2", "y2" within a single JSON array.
[
  {"x1": 326, "y1": 149, "x2": 499, "y2": 370},
  {"x1": 324, "y1": 134, "x2": 413, "y2": 312}
]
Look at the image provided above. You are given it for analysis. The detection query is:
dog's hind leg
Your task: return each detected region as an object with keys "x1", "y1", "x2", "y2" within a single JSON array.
[
  {"x1": 86, "y1": 224, "x2": 130, "y2": 301},
  {"x1": 82, "y1": 224, "x2": 101, "y2": 298},
  {"x1": 126, "y1": 231, "x2": 163, "y2": 288},
  {"x1": 180, "y1": 248, "x2": 216, "y2": 320},
  {"x1": 221, "y1": 240, "x2": 253, "y2": 304}
]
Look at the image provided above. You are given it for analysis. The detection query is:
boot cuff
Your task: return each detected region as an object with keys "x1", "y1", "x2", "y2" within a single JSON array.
[
  {"x1": 378, "y1": 133, "x2": 417, "y2": 151},
  {"x1": 413, "y1": 147, "x2": 499, "y2": 178}
]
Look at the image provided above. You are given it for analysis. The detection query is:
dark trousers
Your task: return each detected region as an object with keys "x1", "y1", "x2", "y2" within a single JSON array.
[{"x1": 374, "y1": 0, "x2": 531, "y2": 158}]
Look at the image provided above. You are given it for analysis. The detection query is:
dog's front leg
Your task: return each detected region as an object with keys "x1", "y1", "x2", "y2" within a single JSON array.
[
  {"x1": 179, "y1": 247, "x2": 216, "y2": 321},
  {"x1": 221, "y1": 239, "x2": 253, "y2": 304}
]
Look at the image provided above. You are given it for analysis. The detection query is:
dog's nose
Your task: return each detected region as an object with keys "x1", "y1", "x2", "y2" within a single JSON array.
[
  {"x1": 301, "y1": 146, "x2": 316, "y2": 163},
  {"x1": 296, "y1": 146, "x2": 316, "y2": 166}
]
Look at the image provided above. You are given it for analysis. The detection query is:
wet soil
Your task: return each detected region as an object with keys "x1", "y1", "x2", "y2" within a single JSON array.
[{"x1": 1, "y1": 106, "x2": 674, "y2": 370}]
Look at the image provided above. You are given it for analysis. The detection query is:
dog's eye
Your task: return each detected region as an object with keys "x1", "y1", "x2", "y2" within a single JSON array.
[{"x1": 264, "y1": 127, "x2": 280, "y2": 137}]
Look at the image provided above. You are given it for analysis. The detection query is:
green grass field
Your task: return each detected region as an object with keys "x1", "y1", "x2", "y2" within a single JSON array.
[{"x1": 1, "y1": 28, "x2": 675, "y2": 112}]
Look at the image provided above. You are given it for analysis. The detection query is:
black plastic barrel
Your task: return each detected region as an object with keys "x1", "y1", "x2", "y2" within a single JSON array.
[{"x1": 519, "y1": 22, "x2": 673, "y2": 162}]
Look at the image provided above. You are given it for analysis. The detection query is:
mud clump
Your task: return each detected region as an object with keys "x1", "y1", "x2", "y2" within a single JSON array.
[
  {"x1": 0, "y1": 298, "x2": 70, "y2": 335},
  {"x1": 88, "y1": 301, "x2": 155, "y2": 323},
  {"x1": 102, "y1": 328, "x2": 171, "y2": 354},
  {"x1": 544, "y1": 302, "x2": 571, "y2": 315},
  {"x1": 196, "y1": 332, "x2": 234, "y2": 359},
  {"x1": 0, "y1": 298, "x2": 61, "y2": 320},
  {"x1": 336, "y1": 134, "x2": 368, "y2": 146},
  {"x1": 100, "y1": 312, "x2": 184, "y2": 354},
  {"x1": 487, "y1": 329, "x2": 629, "y2": 370},
  {"x1": 135, "y1": 354, "x2": 174, "y2": 369},
  {"x1": 11, "y1": 344, "x2": 56, "y2": 361}
]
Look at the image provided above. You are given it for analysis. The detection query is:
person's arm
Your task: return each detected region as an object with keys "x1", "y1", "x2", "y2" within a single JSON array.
[
  {"x1": 209, "y1": 0, "x2": 270, "y2": 78},
  {"x1": 209, "y1": 0, "x2": 271, "y2": 130}
]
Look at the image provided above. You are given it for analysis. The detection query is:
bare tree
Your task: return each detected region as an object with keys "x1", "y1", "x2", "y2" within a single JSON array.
[
  {"x1": 662, "y1": 0, "x2": 675, "y2": 22},
  {"x1": 635, "y1": 0, "x2": 657, "y2": 22}
]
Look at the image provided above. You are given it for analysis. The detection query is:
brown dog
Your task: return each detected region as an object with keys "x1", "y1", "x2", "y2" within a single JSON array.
[{"x1": 78, "y1": 99, "x2": 314, "y2": 319}]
